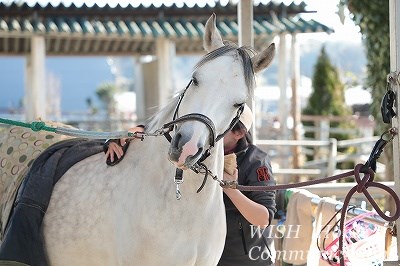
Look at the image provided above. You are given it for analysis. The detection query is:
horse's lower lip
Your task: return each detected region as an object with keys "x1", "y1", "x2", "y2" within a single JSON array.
[{"x1": 184, "y1": 148, "x2": 203, "y2": 168}]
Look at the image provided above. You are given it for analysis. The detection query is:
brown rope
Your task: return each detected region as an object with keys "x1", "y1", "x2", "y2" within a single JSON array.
[
  {"x1": 337, "y1": 164, "x2": 400, "y2": 266},
  {"x1": 225, "y1": 163, "x2": 400, "y2": 265},
  {"x1": 235, "y1": 169, "x2": 354, "y2": 191}
]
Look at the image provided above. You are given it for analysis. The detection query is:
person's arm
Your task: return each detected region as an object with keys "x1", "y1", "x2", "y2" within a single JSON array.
[
  {"x1": 223, "y1": 169, "x2": 270, "y2": 227},
  {"x1": 105, "y1": 125, "x2": 145, "y2": 163}
]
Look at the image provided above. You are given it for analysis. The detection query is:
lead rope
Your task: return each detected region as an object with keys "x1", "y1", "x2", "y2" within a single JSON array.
[
  {"x1": 0, "y1": 117, "x2": 136, "y2": 139},
  {"x1": 214, "y1": 126, "x2": 399, "y2": 266}
]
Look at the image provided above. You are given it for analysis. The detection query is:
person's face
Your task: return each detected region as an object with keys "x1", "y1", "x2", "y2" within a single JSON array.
[{"x1": 223, "y1": 129, "x2": 245, "y2": 150}]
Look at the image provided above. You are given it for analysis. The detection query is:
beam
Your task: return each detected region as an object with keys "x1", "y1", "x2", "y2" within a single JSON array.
[
  {"x1": 54, "y1": 37, "x2": 62, "y2": 53},
  {"x1": 102, "y1": 39, "x2": 113, "y2": 53},
  {"x1": 73, "y1": 38, "x2": 82, "y2": 53},
  {"x1": 63, "y1": 38, "x2": 71, "y2": 54},
  {"x1": 82, "y1": 38, "x2": 92, "y2": 53},
  {"x1": 93, "y1": 39, "x2": 102, "y2": 53},
  {"x1": 3, "y1": 36, "x2": 9, "y2": 53},
  {"x1": 24, "y1": 36, "x2": 30, "y2": 52},
  {"x1": 14, "y1": 37, "x2": 20, "y2": 53},
  {"x1": 121, "y1": 39, "x2": 130, "y2": 53}
]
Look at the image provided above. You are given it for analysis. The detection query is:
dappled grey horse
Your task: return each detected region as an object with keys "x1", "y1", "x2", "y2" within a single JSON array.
[{"x1": 2, "y1": 13, "x2": 275, "y2": 265}]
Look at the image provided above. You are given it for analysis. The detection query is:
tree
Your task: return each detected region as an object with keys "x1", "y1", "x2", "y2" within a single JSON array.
[
  {"x1": 346, "y1": 0, "x2": 390, "y2": 132},
  {"x1": 85, "y1": 97, "x2": 98, "y2": 115},
  {"x1": 302, "y1": 46, "x2": 353, "y2": 170},
  {"x1": 345, "y1": 0, "x2": 395, "y2": 212},
  {"x1": 303, "y1": 46, "x2": 351, "y2": 140},
  {"x1": 96, "y1": 83, "x2": 118, "y2": 115},
  {"x1": 346, "y1": 0, "x2": 393, "y2": 166}
]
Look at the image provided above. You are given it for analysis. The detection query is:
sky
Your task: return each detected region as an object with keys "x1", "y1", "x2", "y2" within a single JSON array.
[{"x1": 291, "y1": 0, "x2": 362, "y2": 44}]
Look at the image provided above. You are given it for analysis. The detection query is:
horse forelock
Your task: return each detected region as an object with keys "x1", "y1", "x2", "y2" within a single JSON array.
[{"x1": 194, "y1": 43, "x2": 256, "y2": 92}]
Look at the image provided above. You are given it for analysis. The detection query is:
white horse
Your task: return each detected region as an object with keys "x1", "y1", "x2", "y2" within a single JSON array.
[{"x1": 42, "y1": 14, "x2": 275, "y2": 265}]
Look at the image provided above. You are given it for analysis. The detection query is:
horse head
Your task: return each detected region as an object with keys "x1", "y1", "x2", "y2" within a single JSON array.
[{"x1": 168, "y1": 13, "x2": 275, "y2": 169}]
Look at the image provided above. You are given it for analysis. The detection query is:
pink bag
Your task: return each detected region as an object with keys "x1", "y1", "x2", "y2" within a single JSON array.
[{"x1": 320, "y1": 211, "x2": 384, "y2": 265}]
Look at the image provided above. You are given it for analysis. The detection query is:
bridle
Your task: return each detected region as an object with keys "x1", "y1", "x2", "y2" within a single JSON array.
[
  {"x1": 161, "y1": 79, "x2": 245, "y2": 199},
  {"x1": 163, "y1": 80, "x2": 245, "y2": 152}
]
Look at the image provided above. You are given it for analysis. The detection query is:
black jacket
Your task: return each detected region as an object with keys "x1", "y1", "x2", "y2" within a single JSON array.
[{"x1": 219, "y1": 139, "x2": 276, "y2": 266}]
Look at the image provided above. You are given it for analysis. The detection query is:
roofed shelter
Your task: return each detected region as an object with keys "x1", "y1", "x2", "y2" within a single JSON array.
[{"x1": 0, "y1": 1, "x2": 333, "y2": 121}]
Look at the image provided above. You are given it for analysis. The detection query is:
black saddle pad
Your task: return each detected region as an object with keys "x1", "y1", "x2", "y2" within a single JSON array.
[
  {"x1": 15, "y1": 138, "x2": 104, "y2": 211},
  {"x1": 0, "y1": 138, "x2": 104, "y2": 266}
]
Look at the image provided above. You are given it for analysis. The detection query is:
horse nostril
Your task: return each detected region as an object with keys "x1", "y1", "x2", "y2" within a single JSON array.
[{"x1": 171, "y1": 132, "x2": 182, "y2": 149}]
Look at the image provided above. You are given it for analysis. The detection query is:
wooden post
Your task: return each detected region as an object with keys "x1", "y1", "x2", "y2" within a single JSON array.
[
  {"x1": 389, "y1": 0, "x2": 400, "y2": 259},
  {"x1": 238, "y1": 0, "x2": 254, "y2": 48},
  {"x1": 142, "y1": 59, "x2": 159, "y2": 119},
  {"x1": 278, "y1": 33, "x2": 288, "y2": 138},
  {"x1": 278, "y1": 33, "x2": 290, "y2": 182},
  {"x1": 238, "y1": 0, "x2": 256, "y2": 138},
  {"x1": 155, "y1": 37, "x2": 175, "y2": 109},
  {"x1": 327, "y1": 138, "x2": 337, "y2": 177},
  {"x1": 25, "y1": 36, "x2": 46, "y2": 121},
  {"x1": 291, "y1": 33, "x2": 301, "y2": 171},
  {"x1": 134, "y1": 57, "x2": 145, "y2": 123}
]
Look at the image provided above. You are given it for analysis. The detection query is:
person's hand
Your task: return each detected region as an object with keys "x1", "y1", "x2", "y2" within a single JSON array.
[
  {"x1": 223, "y1": 168, "x2": 238, "y2": 182},
  {"x1": 105, "y1": 141, "x2": 124, "y2": 163},
  {"x1": 105, "y1": 126, "x2": 145, "y2": 163},
  {"x1": 223, "y1": 168, "x2": 238, "y2": 194},
  {"x1": 120, "y1": 126, "x2": 145, "y2": 146}
]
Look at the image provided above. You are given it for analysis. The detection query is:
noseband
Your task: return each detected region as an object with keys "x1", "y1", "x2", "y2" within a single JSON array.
[{"x1": 161, "y1": 80, "x2": 245, "y2": 199}]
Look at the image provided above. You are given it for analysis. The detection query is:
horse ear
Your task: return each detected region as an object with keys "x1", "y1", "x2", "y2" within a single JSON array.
[
  {"x1": 203, "y1": 13, "x2": 224, "y2": 52},
  {"x1": 251, "y1": 43, "x2": 276, "y2": 73}
]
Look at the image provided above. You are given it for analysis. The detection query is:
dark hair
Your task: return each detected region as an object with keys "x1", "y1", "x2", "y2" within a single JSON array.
[{"x1": 232, "y1": 121, "x2": 253, "y2": 144}]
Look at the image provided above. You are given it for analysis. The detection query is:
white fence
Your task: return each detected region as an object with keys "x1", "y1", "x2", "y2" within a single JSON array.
[{"x1": 256, "y1": 136, "x2": 381, "y2": 178}]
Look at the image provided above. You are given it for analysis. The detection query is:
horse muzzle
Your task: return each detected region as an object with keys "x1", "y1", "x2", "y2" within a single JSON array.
[{"x1": 168, "y1": 130, "x2": 206, "y2": 169}]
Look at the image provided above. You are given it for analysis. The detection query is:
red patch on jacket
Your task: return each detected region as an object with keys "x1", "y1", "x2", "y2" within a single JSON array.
[{"x1": 256, "y1": 166, "x2": 270, "y2": 181}]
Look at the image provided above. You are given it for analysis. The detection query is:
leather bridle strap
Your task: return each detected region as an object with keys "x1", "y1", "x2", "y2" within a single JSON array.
[
  {"x1": 163, "y1": 113, "x2": 217, "y2": 148},
  {"x1": 216, "y1": 104, "x2": 244, "y2": 142}
]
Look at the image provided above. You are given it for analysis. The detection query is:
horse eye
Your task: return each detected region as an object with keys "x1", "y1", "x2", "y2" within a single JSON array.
[
  {"x1": 192, "y1": 77, "x2": 199, "y2": 86},
  {"x1": 234, "y1": 103, "x2": 244, "y2": 108}
]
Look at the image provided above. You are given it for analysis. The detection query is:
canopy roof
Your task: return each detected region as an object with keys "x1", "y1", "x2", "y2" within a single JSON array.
[{"x1": 0, "y1": 1, "x2": 333, "y2": 55}]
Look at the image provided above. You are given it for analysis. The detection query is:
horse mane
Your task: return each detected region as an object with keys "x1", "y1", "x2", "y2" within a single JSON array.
[
  {"x1": 145, "y1": 95, "x2": 180, "y2": 131},
  {"x1": 146, "y1": 42, "x2": 256, "y2": 131}
]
